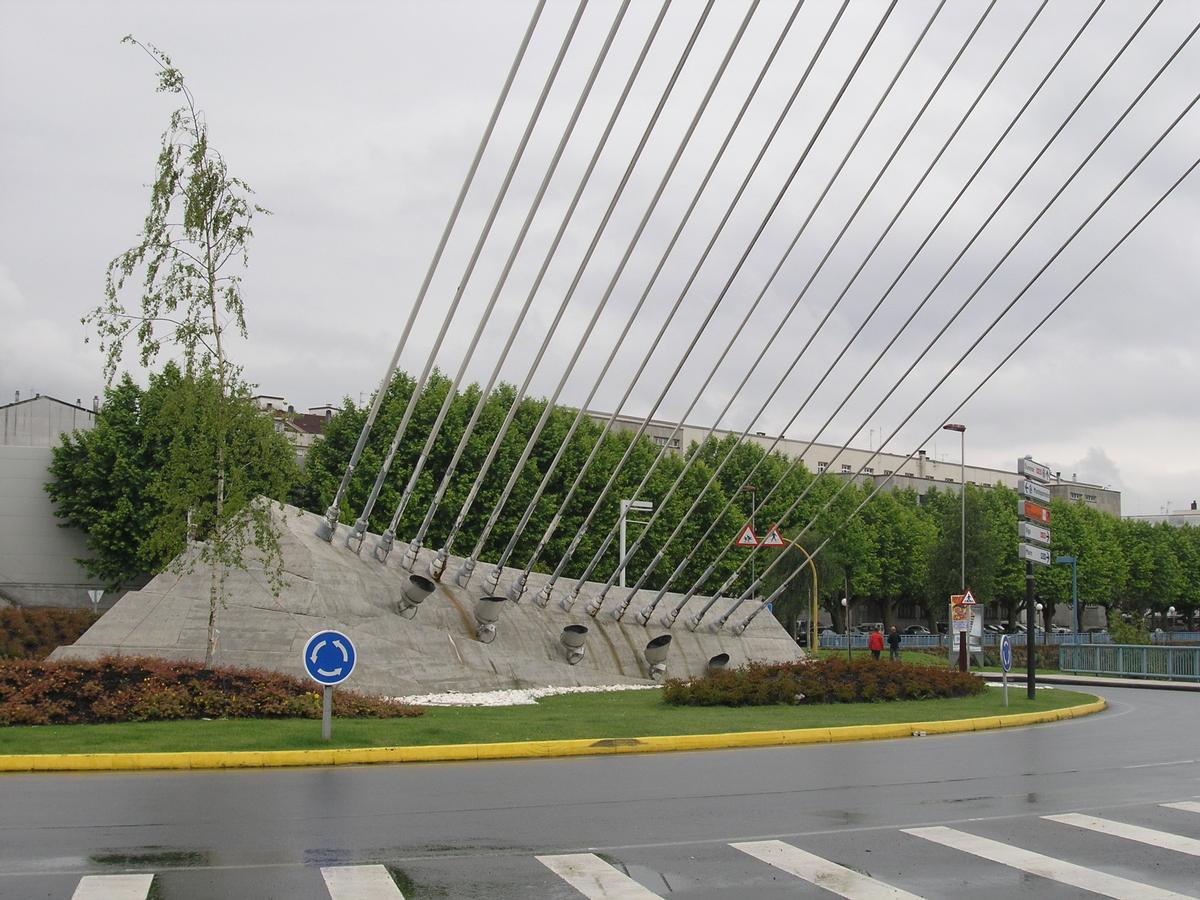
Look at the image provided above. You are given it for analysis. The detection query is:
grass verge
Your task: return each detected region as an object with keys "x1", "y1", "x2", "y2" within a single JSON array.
[{"x1": 0, "y1": 686, "x2": 1097, "y2": 755}]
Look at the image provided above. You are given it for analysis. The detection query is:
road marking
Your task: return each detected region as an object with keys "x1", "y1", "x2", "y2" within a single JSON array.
[
  {"x1": 536, "y1": 853, "x2": 662, "y2": 899},
  {"x1": 904, "y1": 826, "x2": 1194, "y2": 900},
  {"x1": 71, "y1": 874, "x2": 154, "y2": 899},
  {"x1": 732, "y1": 840, "x2": 924, "y2": 899},
  {"x1": 1046, "y1": 813, "x2": 1200, "y2": 856},
  {"x1": 321, "y1": 864, "x2": 405, "y2": 899},
  {"x1": 1163, "y1": 801, "x2": 1200, "y2": 814}
]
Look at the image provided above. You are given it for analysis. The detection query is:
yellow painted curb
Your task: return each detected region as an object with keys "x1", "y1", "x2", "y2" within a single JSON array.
[{"x1": 0, "y1": 698, "x2": 1105, "y2": 773}]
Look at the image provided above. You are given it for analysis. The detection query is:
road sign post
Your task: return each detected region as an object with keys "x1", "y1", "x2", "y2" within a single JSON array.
[
  {"x1": 303, "y1": 630, "x2": 357, "y2": 742},
  {"x1": 1000, "y1": 635, "x2": 1012, "y2": 707},
  {"x1": 1017, "y1": 457, "x2": 1052, "y2": 700}
]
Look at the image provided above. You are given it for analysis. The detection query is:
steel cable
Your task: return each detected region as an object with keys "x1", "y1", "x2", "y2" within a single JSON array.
[
  {"x1": 737, "y1": 150, "x2": 1200, "y2": 634},
  {"x1": 709, "y1": 48, "x2": 1199, "y2": 631},
  {"x1": 393, "y1": 0, "x2": 676, "y2": 576},
  {"x1": 342, "y1": 0, "x2": 590, "y2": 553},
  {"x1": 359, "y1": 0, "x2": 636, "y2": 567},
  {"x1": 315, "y1": 0, "x2": 547, "y2": 543},
  {"x1": 674, "y1": 0, "x2": 1170, "y2": 628}
]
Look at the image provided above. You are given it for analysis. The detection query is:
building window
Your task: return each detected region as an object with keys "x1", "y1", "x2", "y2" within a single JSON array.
[
  {"x1": 817, "y1": 461, "x2": 828, "y2": 473},
  {"x1": 840, "y1": 464, "x2": 852, "y2": 474},
  {"x1": 1070, "y1": 491, "x2": 1083, "y2": 500},
  {"x1": 863, "y1": 467, "x2": 874, "y2": 475},
  {"x1": 945, "y1": 477, "x2": 954, "y2": 482},
  {"x1": 883, "y1": 469, "x2": 893, "y2": 476},
  {"x1": 1085, "y1": 493, "x2": 1097, "y2": 502}
]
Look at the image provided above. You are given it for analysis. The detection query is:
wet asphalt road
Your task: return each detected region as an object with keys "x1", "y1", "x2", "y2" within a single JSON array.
[{"x1": 1, "y1": 685, "x2": 1198, "y2": 899}]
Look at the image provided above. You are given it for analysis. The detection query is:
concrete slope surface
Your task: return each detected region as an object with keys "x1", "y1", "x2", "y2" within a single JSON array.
[{"x1": 51, "y1": 503, "x2": 802, "y2": 696}]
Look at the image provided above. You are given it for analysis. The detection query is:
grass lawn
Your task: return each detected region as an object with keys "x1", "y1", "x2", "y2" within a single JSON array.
[{"x1": 0, "y1": 687, "x2": 1098, "y2": 756}]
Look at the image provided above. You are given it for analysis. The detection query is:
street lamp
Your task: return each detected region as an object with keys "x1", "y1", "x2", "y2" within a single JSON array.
[
  {"x1": 841, "y1": 596, "x2": 851, "y2": 662},
  {"x1": 1167, "y1": 605, "x2": 1176, "y2": 645},
  {"x1": 1036, "y1": 602, "x2": 1045, "y2": 646},
  {"x1": 618, "y1": 499, "x2": 653, "y2": 588},
  {"x1": 1055, "y1": 555, "x2": 1078, "y2": 641},
  {"x1": 942, "y1": 423, "x2": 966, "y2": 592}
]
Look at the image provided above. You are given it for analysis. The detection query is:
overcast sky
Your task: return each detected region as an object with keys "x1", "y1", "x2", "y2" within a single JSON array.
[{"x1": 2, "y1": 0, "x2": 1197, "y2": 517}]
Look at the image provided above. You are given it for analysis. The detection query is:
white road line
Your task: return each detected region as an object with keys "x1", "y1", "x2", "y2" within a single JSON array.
[
  {"x1": 321, "y1": 864, "x2": 406, "y2": 899},
  {"x1": 536, "y1": 853, "x2": 662, "y2": 899},
  {"x1": 1046, "y1": 813, "x2": 1200, "y2": 856},
  {"x1": 732, "y1": 840, "x2": 924, "y2": 899},
  {"x1": 904, "y1": 826, "x2": 1195, "y2": 900},
  {"x1": 71, "y1": 874, "x2": 154, "y2": 900},
  {"x1": 1163, "y1": 801, "x2": 1200, "y2": 814}
]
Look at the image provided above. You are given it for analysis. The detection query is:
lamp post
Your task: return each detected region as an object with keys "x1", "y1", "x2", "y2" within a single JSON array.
[
  {"x1": 1167, "y1": 605, "x2": 1176, "y2": 646},
  {"x1": 618, "y1": 499, "x2": 653, "y2": 588},
  {"x1": 787, "y1": 536, "x2": 819, "y2": 657},
  {"x1": 841, "y1": 596, "x2": 851, "y2": 662},
  {"x1": 943, "y1": 423, "x2": 966, "y2": 592},
  {"x1": 1055, "y1": 555, "x2": 1078, "y2": 641}
]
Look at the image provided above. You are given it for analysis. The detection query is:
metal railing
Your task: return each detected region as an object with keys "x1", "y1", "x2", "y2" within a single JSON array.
[
  {"x1": 1060, "y1": 643, "x2": 1200, "y2": 682},
  {"x1": 816, "y1": 632, "x2": 1112, "y2": 650}
]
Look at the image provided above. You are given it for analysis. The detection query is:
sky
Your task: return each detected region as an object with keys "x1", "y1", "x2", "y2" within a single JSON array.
[{"x1": 1, "y1": 0, "x2": 1197, "y2": 517}]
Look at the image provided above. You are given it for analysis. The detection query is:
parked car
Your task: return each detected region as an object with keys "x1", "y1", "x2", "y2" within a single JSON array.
[
  {"x1": 1050, "y1": 625, "x2": 1070, "y2": 634},
  {"x1": 984, "y1": 623, "x2": 1005, "y2": 634},
  {"x1": 855, "y1": 622, "x2": 884, "y2": 634},
  {"x1": 904, "y1": 625, "x2": 931, "y2": 635}
]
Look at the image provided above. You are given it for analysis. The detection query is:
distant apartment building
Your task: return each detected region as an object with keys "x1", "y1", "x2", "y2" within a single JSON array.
[
  {"x1": 1124, "y1": 501, "x2": 1200, "y2": 528},
  {"x1": 585, "y1": 410, "x2": 1121, "y2": 517},
  {"x1": 251, "y1": 395, "x2": 336, "y2": 464}
]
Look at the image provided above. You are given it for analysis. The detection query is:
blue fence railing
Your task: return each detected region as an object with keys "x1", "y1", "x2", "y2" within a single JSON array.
[{"x1": 1060, "y1": 643, "x2": 1200, "y2": 682}]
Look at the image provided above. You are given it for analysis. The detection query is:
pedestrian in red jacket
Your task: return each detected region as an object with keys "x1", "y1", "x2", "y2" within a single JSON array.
[{"x1": 868, "y1": 628, "x2": 884, "y2": 660}]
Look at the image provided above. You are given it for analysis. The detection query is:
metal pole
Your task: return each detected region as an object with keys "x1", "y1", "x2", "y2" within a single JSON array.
[
  {"x1": 322, "y1": 686, "x2": 333, "y2": 742},
  {"x1": 1026, "y1": 561, "x2": 1036, "y2": 700},
  {"x1": 960, "y1": 429, "x2": 966, "y2": 591},
  {"x1": 1072, "y1": 560, "x2": 1079, "y2": 638},
  {"x1": 619, "y1": 500, "x2": 629, "y2": 589}
]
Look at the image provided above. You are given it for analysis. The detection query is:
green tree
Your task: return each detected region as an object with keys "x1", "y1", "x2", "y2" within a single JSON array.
[{"x1": 83, "y1": 38, "x2": 284, "y2": 666}]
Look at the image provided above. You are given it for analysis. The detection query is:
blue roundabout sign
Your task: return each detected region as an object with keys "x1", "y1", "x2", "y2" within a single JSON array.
[
  {"x1": 1000, "y1": 634, "x2": 1013, "y2": 673},
  {"x1": 303, "y1": 630, "x2": 357, "y2": 686}
]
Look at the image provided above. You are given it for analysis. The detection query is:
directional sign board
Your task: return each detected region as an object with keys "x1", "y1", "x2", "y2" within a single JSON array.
[
  {"x1": 1018, "y1": 478, "x2": 1052, "y2": 504},
  {"x1": 303, "y1": 630, "x2": 356, "y2": 686},
  {"x1": 1019, "y1": 499, "x2": 1051, "y2": 525},
  {"x1": 1018, "y1": 457, "x2": 1053, "y2": 482},
  {"x1": 1018, "y1": 542, "x2": 1052, "y2": 567},
  {"x1": 1019, "y1": 521, "x2": 1052, "y2": 546},
  {"x1": 734, "y1": 524, "x2": 759, "y2": 547},
  {"x1": 760, "y1": 525, "x2": 786, "y2": 548},
  {"x1": 1000, "y1": 635, "x2": 1013, "y2": 672}
]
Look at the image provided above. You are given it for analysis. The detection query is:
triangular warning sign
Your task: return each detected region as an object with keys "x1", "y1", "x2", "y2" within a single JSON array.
[
  {"x1": 961, "y1": 589, "x2": 976, "y2": 605},
  {"x1": 760, "y1": 525, "x2": 786, "y2": 548},
  {"x1": 734, "y1": 523, "x2": 759, "y2": 547}
]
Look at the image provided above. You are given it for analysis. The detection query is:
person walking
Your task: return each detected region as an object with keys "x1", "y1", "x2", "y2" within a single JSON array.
[
  {"x1": 868, "y1": 628, "x2": 884, "y2": 660},
  {"x1": 888, "y1": 626, "x2": 902, "y2": 661}
]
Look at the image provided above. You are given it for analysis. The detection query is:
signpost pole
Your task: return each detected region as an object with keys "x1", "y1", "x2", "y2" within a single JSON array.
[
  {"x1": 322, "y1": 686, "x2": 333, "y2": 742},
  {"x1": 1025, "y1": 560, "x2": 1036, "y2": 700},
  {"x1": 958, "y1": 631, "x2": 967, "y2": 674}
]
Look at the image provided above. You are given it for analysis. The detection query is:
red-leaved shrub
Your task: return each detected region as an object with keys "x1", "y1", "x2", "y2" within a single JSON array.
[
  {"x1": 0, "y1": 657, "x2": 422, "y2": 725},
  {"x1": 0, "y1": 608, "x2": 99, "y2": 660},
  {"x1": 662, "y1": 656, "x2": 987, "y2": 706}
]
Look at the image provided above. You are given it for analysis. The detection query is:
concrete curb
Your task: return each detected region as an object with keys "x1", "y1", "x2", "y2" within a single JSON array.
[{"x1": 0, "y1": 698, "x2": 1105, "y2": 773}]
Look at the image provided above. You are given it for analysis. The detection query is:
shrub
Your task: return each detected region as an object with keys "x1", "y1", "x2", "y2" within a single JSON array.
[
  {"x1": 662, "y1": 657, "x2": 987, "y2": 707},
  {"x1": 0, "y1": 657, "x2": 422, "y2": 726},
  {"x1": 0, "y1": 608, "x2": 100, "y2": 660}
]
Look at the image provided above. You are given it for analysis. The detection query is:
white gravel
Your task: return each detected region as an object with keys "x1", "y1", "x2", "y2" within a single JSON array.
[{"x1": 394, "y1": 683, "x2": 659, "y2": 707}]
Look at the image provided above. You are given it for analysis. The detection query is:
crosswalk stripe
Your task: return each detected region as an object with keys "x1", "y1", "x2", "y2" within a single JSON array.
[
  {"x1": 1046, "y1": 813, "x2": 1200, "y2": 856},
  {"x1": 536, "y1": 853, "x2": 662, "y2": 899},
  {"x1": 1163, "y1": 801, "x2": 1200, "y2": 815},
  {"x1": 71, "y1": 874, "x2": 154, "y2": 900},
  {"x1": 321, "y1": 864, "x2": 406, "y2": 899},
  {"x1": 732, "y1": 840, "x2": 924, "y2": 899},
  {"x1": 904, "y1": 826, "x2": 1195, "y2": 900}
]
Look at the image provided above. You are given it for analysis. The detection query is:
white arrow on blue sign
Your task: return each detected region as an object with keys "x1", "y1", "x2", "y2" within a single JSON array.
[
  {"x1": 1000, "y1": 635, "x2": 1013, "y2": 673},
  {"x1": 303, "y1": 630, "x2": 357, "y2": 686}
]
